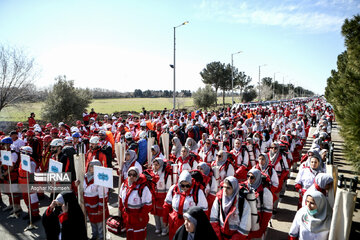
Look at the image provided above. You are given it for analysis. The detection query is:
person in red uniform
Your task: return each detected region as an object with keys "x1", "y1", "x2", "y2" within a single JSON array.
[
  {"x1": 197, "y1": 162, "x2": 217, "y2": 218},
  {"x1": 18, "y1": 146, "x2": 41, "y2": 222},
  {"x1": 245, "y1": 169, "x2": 273, "y2": 239},
  {"x1": 26, "y1": 130, "x2": 42, "y2": 164},
  {"x1": 114, "y1": 123, "x2": 128, "y2": 143},
  {"x1": 151, "y1": 157, "x2": 172, "y2": 235},
  {"x1": 50, "y1": 127, "x2": 59, "y2": 139},
  {"x1": 40, "y1": 135, "x2": 52, "y2": 172},
  {"x1": 119, "y1": 167, "x2": 153, "y2": 240},
  {"x1": 28, "y1": 112, "x2": 36, "y2": 128},
  {"x1": 0, "y1": 137, "x2": 22, "y2": 214},
  {"x1": 83, "y1": 109, "x2": 90, "y2": 126},
  {"x1": 16, "y1": 122, "x2": 25, "y2": 139},
  {"x1": 85, "y1": 136, "x2": 107, "y2": 171},
  {"x1": 210, "y1": 176, "x2": 251, "y2": 240},
  {"x1": 89, "y1": 108, "x2": 98, "y2": 120},
  {"x1": 163, "y1": 170, "x2": 208, "y2": 240},
  {"x1": 76, "y1": 160, "x2": 109, "y2": 240}
]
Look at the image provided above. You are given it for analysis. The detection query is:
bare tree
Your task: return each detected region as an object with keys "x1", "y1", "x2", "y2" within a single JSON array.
[
  {"x1": 0, "y1": 45, "x2": 37, "y2": 112},
  {"x1": 259, "y1": 84, "x2": 273, "y2": 101}
]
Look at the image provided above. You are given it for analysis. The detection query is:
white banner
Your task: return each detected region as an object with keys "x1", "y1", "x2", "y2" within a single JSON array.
[
  {"x1": 20, "y1": 154, "x2": 32, "y2": 173},
  {"x1": 147, "y1": 137, "x2": 155, "y2": 166},
  {"x1": 48, "y1": 159, "x2": 63, "y2": 173},
  {"x1": 161, "y1": 133, "x2": 170, "y2": 160},
  {"x1": 94, "y1": 166, "x2": 113, "y2": 188},
  {"x1": 1, "y1": 150, "x2": 13, "y2": 166}
]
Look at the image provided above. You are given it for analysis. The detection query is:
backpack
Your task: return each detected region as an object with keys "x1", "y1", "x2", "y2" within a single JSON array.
[
  {"x1": 171, "y1": 177, "x2": 202, "y2": 205},
  {"x1": 96, "y1": 145, "x2": 113, "y2": 167},
  {"x1": 162, "y1": 161, "x2": 173, "y2": 185},
  {"x1": 137, "y1": 139, "x2": 147, "y2": 165},
  {"x1": 217, "y1": 184, "x2": 248, "y2": 222},
  {"x1": 189, "y1": 170, "x2": 206, "y2": 189},
  {"x1": 137, "y1": 169, "x2": 159, "y2": 210}
]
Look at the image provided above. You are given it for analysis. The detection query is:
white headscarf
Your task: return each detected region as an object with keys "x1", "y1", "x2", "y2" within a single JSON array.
[
  {"x1": 309, "y1": 155, "x2": 324, "y2": 175},
  {"x1": 222, "y1": 176, "x2": 240, "y2": 215},
  {"x1": 247, "y1": 168, "x2": 262, "y2": 190},
  {"x1": 152, "y1": 157, "x2": 164, "y2": 174},
  {"x1": 259, "y1": 153, "x2": 270, "y2": 171},
  {"x1": 198, "y1": 162, "x2": 210, "y2": 176},
  {"x1": 203, "y1": 139, "x2": 212, "y2": 153},
  {"x1": 301, "y1": 189, "x2": 332, "y2": 233},
  {"x1": 269, "y1": 143, "x2": 280, "y2": 165},
  {"x1": 127, "y1": 166, "x2": 140, "y2": 186},
  {"x1": 216, "y1": 150, "x2": 227, "y2": 166},
  {"x1": 85, "y1": 159, "x2": 102, "y2": 182},
  {"x1": 178, "y1": 170, "x2": 192, "y2": 192},
  {"x1": 151, "y1": 145, "x2": 161, "y2": 160},
  {"x1": 171, "y1": 137, "x2": 182, "y2": 158},
  {"x1": 122, "y1": 150, "x2": 137, "y2": 176},
  {"x1": 185, "y1": 137, "x2": 198, "y2": 152}
]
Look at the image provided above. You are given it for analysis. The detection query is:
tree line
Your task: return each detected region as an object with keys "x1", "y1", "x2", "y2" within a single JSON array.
[
  {"x1": 193, "y1": 61, "x2": 314, "y2": 109},
  {"x1": 325, "y1": 15, "x2": 360, "y2": 173},
  {"x1": 1, "y1": 43, "x2": 314, "y2": 123}
]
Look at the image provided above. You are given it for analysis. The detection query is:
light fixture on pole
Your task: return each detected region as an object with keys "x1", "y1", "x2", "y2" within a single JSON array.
[
  {"x1": 171, "y1": 21, "x2": 189, "y2": 110},
  {"x1": 282, "y1": 75, "x2": 287, "y2": 99},
  {"x1": 258, "y1": 64, "x2": 267, "y2": 102},
  {"x1": 231, "y1": 51, "x2": 243, "y2": 105},
  {"x1": 273, "y1": 71, "x2": 280, "y2": 100},
  {"x1": 288, "y1": 78, "x2": 294, "y2": 100}
]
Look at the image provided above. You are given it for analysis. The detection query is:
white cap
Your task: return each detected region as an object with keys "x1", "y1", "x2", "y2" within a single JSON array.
[
  {"x1": 125, "y1": 132, "x2": 133, "y2": 139},
  {"x1": 89, "y1": 136, "x2": 100, "y2": 144}
]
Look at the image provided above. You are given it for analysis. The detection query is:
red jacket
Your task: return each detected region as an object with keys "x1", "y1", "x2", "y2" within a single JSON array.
[{"x1": 85, "y1": 148, "x2": 107, "y2": 171}]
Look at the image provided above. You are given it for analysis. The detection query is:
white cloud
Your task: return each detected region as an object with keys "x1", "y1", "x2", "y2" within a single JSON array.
[{"x1": 196, "y1": 0, "x2": 358, "y2": 32}]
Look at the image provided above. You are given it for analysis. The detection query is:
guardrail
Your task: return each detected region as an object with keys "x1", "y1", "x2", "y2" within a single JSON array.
[
  {"x1": 338, "y1": 175, "x2": 358, "y2": 193},
  {"x1": 326, "y1": 141, "x2": 358, "y2": 192},
  {"x1": 327, "y1": 141, "x2": 335, "y2": 165}
]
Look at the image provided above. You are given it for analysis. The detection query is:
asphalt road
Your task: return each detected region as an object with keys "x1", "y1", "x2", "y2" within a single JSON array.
[{"x1": 0, "y1": 123, "x2": 358, "y2": 240}]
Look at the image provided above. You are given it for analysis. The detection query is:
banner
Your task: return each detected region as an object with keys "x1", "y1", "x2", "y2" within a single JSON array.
[
  {"x1": 1, "y1": 150, "x2": 13, "y2": 166},
  {"x1": 74, "y1": 152, "x2": 87, "y2": 229},
  {"x1": 115, "y1": 142, "x2": 121, "y2": 164},
  {"x1": 20, "y1": 154, "x2": 32, "y2": 173},
  {"x1": 94, "y1": 166, "x2": 113, "y2": 188},
  {"x1": 329, "y1": 188, "x2": 356, "y2": 240},
  {"x1": 48, "y1": 159, "x2": 63, "y2": 173},
  {"x1": 147, "y1": 137, "x2": 155, "y2": 166},
  {"x1": 161, "y1": 133, "x2": 170, "y2": 160}
]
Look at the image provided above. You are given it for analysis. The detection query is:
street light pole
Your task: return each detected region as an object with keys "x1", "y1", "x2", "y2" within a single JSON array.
[
  {"x1": 258, "y1": 64, "x2": 266, "y2": 101},
  {"x1": 273, "y1": 72, "x2": 279, "y2": 100},
  {"x1": 282, "y1": 76, "x2": 285, "y2": 99},
  {"x1": 231, "y1": 51, "x2": 242, "y2": 104},
  {"x1": 173, "y1": 21, "x2": 189, "y2": 110}
]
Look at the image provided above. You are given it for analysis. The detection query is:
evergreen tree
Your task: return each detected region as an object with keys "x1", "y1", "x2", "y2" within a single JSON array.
[
  {"x1": 42, "y1": 75, "x2": 92, "y2": 123},
  {"x1": 325, "y1": 15, "x2": 360, "y2": 173},
  {"x1": 193, "y1": 85, "x2": 217, "y2": 110}
]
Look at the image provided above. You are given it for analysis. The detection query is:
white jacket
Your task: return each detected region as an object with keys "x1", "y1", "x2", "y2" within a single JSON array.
[
  {"x1": 164, "y1": 184, "x2": 208, "y2": 212},
  {"x1": 289, "y1": 207, "x2": 329, "y2": 240},
  {"x1": 210, "y1": 194, "x2": 252, "y2": 236},
  {"x1": 119, "y1": 182, "x2": 152, "y2": 209}
]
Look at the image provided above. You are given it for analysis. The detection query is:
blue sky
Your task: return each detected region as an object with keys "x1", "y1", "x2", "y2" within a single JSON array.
[{"x1": 1, "y1": 0, "x2": 359, "y2": 95}]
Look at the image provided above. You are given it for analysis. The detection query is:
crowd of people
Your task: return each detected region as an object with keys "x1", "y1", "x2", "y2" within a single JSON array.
[{"x1": 0, "y1": 99, "x2": 337, "y2": 240}]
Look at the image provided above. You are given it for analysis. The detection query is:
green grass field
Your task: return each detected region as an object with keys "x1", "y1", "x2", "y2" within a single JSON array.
[{"x1": 0, "y1": 97, "x2": 233, "y2": 122}]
